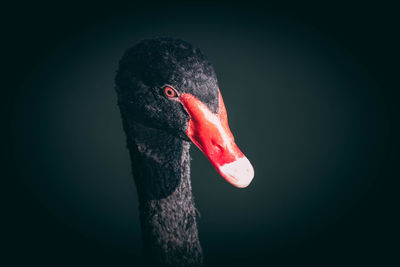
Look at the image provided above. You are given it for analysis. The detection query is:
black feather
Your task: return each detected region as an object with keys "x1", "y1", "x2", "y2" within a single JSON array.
[{"x1": 115, "y1": 38, "x2": 220, "y2": 266}]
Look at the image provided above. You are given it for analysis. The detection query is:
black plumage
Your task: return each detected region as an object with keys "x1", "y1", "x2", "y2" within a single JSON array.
[{"x1": 115, "y1": 38, "x2": 221, "y2": 266}]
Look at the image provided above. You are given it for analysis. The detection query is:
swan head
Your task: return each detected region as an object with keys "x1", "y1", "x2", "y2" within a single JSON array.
[{"x1": 116, "y1": 38, "x2": 254, "y2": 188}]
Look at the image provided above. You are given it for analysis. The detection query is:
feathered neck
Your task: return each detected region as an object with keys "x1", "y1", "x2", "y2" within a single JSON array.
[{"x1": 124, "y1": 122, "x2": 202, "y2": 266}]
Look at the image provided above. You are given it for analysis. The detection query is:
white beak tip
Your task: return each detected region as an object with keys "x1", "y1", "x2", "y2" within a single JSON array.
[{"x1": 218, "y1": 157, "x2": 255, "y2": 188}]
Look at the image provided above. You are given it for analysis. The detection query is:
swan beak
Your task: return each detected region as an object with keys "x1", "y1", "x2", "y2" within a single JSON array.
[{"x1": 179, "y1": 91, "x2": 254, "y2": 188}]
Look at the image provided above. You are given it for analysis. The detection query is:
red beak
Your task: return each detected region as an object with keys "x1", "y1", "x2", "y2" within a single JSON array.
[{"x1": 179, "y1": 90, "x2": 254, "y2": 188}]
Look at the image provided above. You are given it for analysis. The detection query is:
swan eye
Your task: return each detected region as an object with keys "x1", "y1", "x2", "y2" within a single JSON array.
[{"x1": 164, "y1": 86, "x2": 177, "y2": 98}]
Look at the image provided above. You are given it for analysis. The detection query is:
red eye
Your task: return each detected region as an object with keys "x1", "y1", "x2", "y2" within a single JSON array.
[{"x1": 164, "y1": 86, "x2": 177, "y2": 98}]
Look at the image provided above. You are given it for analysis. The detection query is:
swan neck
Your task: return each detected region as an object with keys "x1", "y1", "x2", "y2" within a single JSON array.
[{"x1": 126, "y1": 123, "x2": 202, "y2": 266}]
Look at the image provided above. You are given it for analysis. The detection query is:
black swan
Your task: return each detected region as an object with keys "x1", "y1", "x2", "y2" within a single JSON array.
[{"x1": 115, "y1": 38, "x2": 254, "y2": 266}]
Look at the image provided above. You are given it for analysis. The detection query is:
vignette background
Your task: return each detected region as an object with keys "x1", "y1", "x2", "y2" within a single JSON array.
[{"x1": 4, "y1": 1, "x2": 398, "y2": 266}]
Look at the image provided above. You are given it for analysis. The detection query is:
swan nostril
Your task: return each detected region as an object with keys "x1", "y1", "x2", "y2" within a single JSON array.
[
  {"x1": 211, "y1": 139, "x2": 223, "y2": 153},
  {"x1": 215, "y1": 144, "x2": 223, "y2": 153}
]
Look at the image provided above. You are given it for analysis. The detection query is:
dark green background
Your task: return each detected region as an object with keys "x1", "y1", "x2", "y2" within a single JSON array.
[{"x1": 4, "y1": 1, "x2": 398, "y2": 266}]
